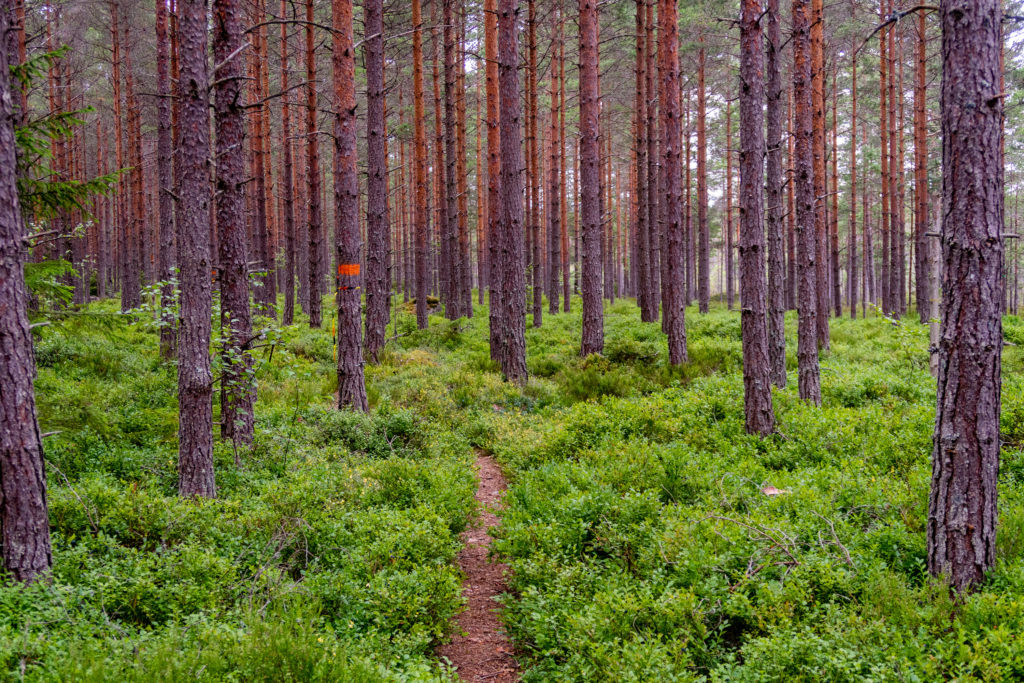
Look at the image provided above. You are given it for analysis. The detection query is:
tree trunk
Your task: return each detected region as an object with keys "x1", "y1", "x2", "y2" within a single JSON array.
[
  {"x1": 443, "y1": 0, "x2": 459, "y2": 319},
  {"x1": 279, "y1": 0, "x2": 296, "y2": 325},
  {"x1": 484, "y1": 0, "x2": 502, "y2": 356},
  {"x1": 849, "y1": 31, "x2": 858, "y2": 320},
  {"x1": 213, "y1": 0, "x2": 255, "y2": 448},
  {"x1": 696, "y1": 36, "x2": 709, "y2": 314},
  {"x1": 927, "y1": 0, "x2": 1003, "y2": 593},
  {"x1": 156, "y1": 0, "x2": 176, "y2": 357},
  {"x1": 765, "y1": 0, "x2": 786, "y2": 388},
  {"x1": 658, "y1": 0, "x2": 686, "y2": 365},
  {"x1": 177, "y1": 0, "x2": 216, "y2": 498},
  {"x1": 547, "y1": 14, "x2": 562, "y2": 316},
  {"x1": 497, "y1": 0, "x2": 527, "y2": 382},
  {"x1": 528, "y1": 0, "x2": 542, "y2": 327},
  {"x1": 332, "y1": 0, "x2": 369, "y2": 410},
  {"x1": 914, "y1": 11, "x2": 929, "y2": 323},
  {"x1": 364, "y1": 0, "x2": 389, "y2": 360},
  {"x1": 646, "y1": 0, "x2": 659, "y2": 317},
  {"x1": 792, "y1": 0, "x2": 821, "y2": 405},
  {"x1": 413, "y1": 0, "x2": 430, "y2": 329},
  {"x1": 0, "y1": 13, "x2": 52, "y2": 580},
  {"x1": 830, "y1": 65, "x2": 841, "y2": 317},
  {"x1": 634, "y1": 0, "x2": 650, "y2": 320},
  {"x1": 810, "y1": 0, "x2": 829, "y2": 347},
  {"x1": 738, "y1": 0, "x2": 775, "y2": 434},
  {"x1": 305, "y1": 0, "x2": 324, "y2": 328},
  {"x1": 579, "y1": 0, "x2": 604, "y2": 356}
]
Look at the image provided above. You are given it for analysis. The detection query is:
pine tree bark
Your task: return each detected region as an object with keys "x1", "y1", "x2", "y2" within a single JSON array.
[
  {"x1": 792, "y1": 0, "x2": 821, "y2": 405},
  {"x1": 528, "y1": 0, "x2": 542, "y2": 327},
  {"x1": 849, "y1": 30, "x2": 859, "y2": 320},
  {"x1": 810, "y1": 0, "x2": 829, "y2": 347},
  {"x1": 696, "y1": 36, "x2": 709, "y2": 314},
  {"x1": 927, "y1": 0, "x2": 1003, "y2": 592},
  {"x1": 364, "y1": 0, "x2": 389, "y2": 360},
  {"x1": 332, "y1": 0, "x2": 368, "y2": 410},
  {"x1": 156, "y1": 0, "x2": 176, "y2": 358},
  {"x1": 645, "y1": 0, "x2": 659, "y2": 316},
  {"x1": 213, "y1": 0, "x2": 255, "y2": 448},
  {"x1": 547, "y1": 22, "x2": 562, "y2": 316},
  {"x1": 658, "y1": 0, "x2": 686, "y2": 365},
  {"x1": 0, "y1": 12, "x2": 52, "y2": 580},
  {"x1": 726, "y1": 101, "x2": 734, "y2": 310},
  {"x1": 413, "y1": 0, "x2": 430, "y2": 329},
  {"x1": 484, "y1": 0, "x2": 502, "y2": 355},
  {"x1": 765, "y1": 0, "x2": 786, "y2": 388},
  {"x1": 914, "y1": 11, "x2": 929, "y2": 323},
  {"x1": 279, "y1": 0, "x2": 296, "y2": 325},
  {"x1": 306, "y1": 0, "x2": 324, "y2": 328},
  {"x1": 738, "y1": 0, "x2": 775, "y2": 433},
  {"x1": 497, "y1": 0, "x2": 527, "y2": 381},
  {"x1": 579, "y1": 0, "x2": 604, "y2": 356},
  {"x1": 177, "y1": 0, "x2": 216, "y2": 498},
  {"x1": 830, "y1": 66, "x2": 841, "y2": 317},
  {"x1": 443, "y1": 0, "x2": 460, "y2": 319},
  {"x1": 634, "y1": 0, "x2": 651, "y2": 320}
]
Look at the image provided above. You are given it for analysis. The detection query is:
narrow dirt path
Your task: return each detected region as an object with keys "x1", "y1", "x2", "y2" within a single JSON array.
[{"x1": 437, "y1": 452, "x2": 518, "y2": 682}]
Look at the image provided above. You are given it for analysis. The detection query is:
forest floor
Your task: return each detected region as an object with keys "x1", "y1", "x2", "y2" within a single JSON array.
[{"x1": 6, "y1": 295, "x2": 1024, "y2": 681}]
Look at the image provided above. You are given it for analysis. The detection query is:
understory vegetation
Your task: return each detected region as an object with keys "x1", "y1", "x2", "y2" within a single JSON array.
[{"x1": 6, "y1": 297, "x2": 1024, "y2": 681}]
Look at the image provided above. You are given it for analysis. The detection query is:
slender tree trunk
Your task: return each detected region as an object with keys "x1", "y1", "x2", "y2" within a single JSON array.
[
  {"x1": 849, "y1": 32, "x2": 858, "y2": 320},
  {"x1": 547, "y1": 15, "x2": 562, "y2": 316},
  {"x1": 765, "y1": 0, "x2": 786, "y2": 388},
  {"x1": 497, "y1": 0, "x2": 527, "y2": 381},
  {"x1": 579, "y1": 0, "x2": 604, "y2": 356},
  {"x1": 560, "y1": 34, "x2": 570, "y2": 313},
  {"x1": 697, "y1": 36, "x2": 709, "y2": 314},
  {"x1": 831, "y1": 65, "x2": 841, "y2": 317},
  {"x1": 928, "y1": 0, "x2": 1003, "y2": 593},
  {"x1": 786, "y1": 88, "x2": 797, "y2": 311},
  {"x1": 156, "y1": 0, "x2": 176, "y2": 358},
  {"x1": 0, "y1": 12, "x2": 52, "y2": 580},
  {"x1": 879, "y1": 0, "x2": 890, "y2": 312},
  {"x1": 305, "y1": 0, "x2": 324, "y2": 328},
  {"x1": 646, "y1": 0, "x2": 659, "y2": 316},
  {"x1": 792, "y1": 0, "x2": 821, "y2": 405},
  {"x1": 332, "y1": 0, "x2": 369, "y2": 410},
  {"x1": 634, "y1": 0, "x2": 650, "y2": 320},
  {"x1": 280, "y1": 0, "x2": 296, "y2": 324},
  {"x1": 364, "y1": 0, "x2": 389, "y2": 360},
  {"x1": 413, "y1": 0, "x2": 430, "y2": 329},
  {"x1": 726, "y1": 101, "x2": 734, "y2": 310},
  {"x1": 659, "y1": 0, "x2": 686, "y2": 364},
  {"x1": 810, "y1": 0, "x2": 829, "y2": 347},
  {"x1": 888, "y1": 6, "x2": 901, "y2": 317},
  {"x1": 484, "y1": 0, "x2": 502, "y2": 355},
  {"x1": 214, "y1": 0, "x2": 255, "y2": 448},
  {"x1": 443, "y1": 0, "x2": 460, "y2": 319},
  {"x1": 914, "y1": 11, "x2": 929, "y2": 322},
  {"x1": 528, "y1": 0, "x2": 542, "y2": 326},
  {"x1": 177, "y1": 0, "x2": 216, "y2": 498}
]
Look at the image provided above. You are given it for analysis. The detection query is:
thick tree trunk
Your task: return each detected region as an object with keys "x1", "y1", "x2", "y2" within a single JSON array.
[
  {"x1": 927, "y1": 0, "x2": 1003, "y2": 593},
  {"x1": 332, "y1": 0, "x2": 369, "y2": 411},
  {"x1": 0, "y1": 14, "x2": 52, "y2": 580},
  {"x1": 156, "y1": 0, "x2": 176, "y2": 358},
  {"x1": 177, "y1": 0, "x2": 216, "y2": 498},
  {"x1": 579, "y1": 0, "x2": 604, "y2": 356},
  {"x1": 214, "y1": 0, "x2": 255, "y2": 448},
  {"x1": 634, "y1": 0, "x2": 650, "y2": 320},
  {"x1": 792, "y1": 0, "x2": 821, "y2": 405},
  {"x1": 738, "y1": 0, "x2": 775, "y2": 434},
  {"x1": 658, "y1": 0, "x2": 686, "y2": 365},
  {"x1": 364, "y1": 0, "x2": 389, "y2": 360},
  {"x1": 765, "y1": 0, "x2": 786, "y2": 388},
  {"x1": 497, "y1": 0, "x2": 527, "y2": 382}
]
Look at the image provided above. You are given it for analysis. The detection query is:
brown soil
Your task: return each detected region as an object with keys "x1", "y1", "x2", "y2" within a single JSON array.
[{"x1": 436, "y1": 453, "x2": 518, "y2": 682}]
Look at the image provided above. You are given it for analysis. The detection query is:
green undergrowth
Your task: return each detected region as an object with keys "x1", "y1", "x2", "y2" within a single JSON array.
[
  {"x1": 9, "y1": 295, "x2": 1024, "y2": 681},
  {"x1": 483, "y1": 303, "x2": 1024, "y2": 681}
]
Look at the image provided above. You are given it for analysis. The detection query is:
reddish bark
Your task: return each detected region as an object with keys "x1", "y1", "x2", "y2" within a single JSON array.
[
  {"x1": 364, "y1": 0, "x2": 389, "y2": 360},
  {"x1": 792, "y1": 0, "x2": 821, "y2": 405},
  {"x1": 484, "y1": 0, "x2": 502, "y2": 357},
  {"x1": 332, "y1": 0, "x2": 368, "y2": 411},
  {"x1": 306, "y1": 0, "x2": 324, "y2": 328},
  {"x1": 765, "y1": 0, "x2": 786, "y2": 387},
  {"x1": 413, "y1": 0, "x2": 430, "y2": 329}
]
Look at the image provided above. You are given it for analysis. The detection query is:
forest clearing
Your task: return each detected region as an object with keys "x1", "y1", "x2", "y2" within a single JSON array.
[{"x1": 1, "y1": 0, "x2": 1023, "y2": 680}]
